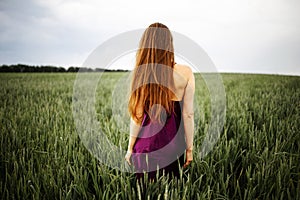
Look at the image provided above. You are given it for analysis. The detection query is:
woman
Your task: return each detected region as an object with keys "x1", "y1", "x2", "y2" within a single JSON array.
[{"x1": 125, "y1": 22, "x2": 195, "y2": 181}]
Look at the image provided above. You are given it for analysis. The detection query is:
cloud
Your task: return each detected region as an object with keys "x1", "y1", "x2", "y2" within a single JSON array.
[{"x1": 0, "y1": 0, "x2": 299, "y2": 74}]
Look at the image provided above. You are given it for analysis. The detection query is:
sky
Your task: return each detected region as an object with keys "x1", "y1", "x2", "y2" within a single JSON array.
[{"x1": 0, "y1": 0, "x2": 299, "y2": 75}]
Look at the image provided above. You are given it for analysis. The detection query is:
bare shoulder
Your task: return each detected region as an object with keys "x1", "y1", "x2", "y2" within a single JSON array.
[
  {"x1": 172, "y1": 63, "x2": 195, "y2": 100},
  {"x1": 174, "y1": 63, "x2": 193, "y2": 80}
]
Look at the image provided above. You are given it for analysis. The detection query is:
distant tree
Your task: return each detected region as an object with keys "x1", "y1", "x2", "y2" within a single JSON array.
[
  {"x1": 57, "y1": 67, "x2": 66, "y2": 72},
  {"x1": 0, "y1": 65, "x2": 10, "y2": 72},
  {"x1": 95, "y1": 68, "x2": 106, "y2": 72},
  {"x1": 67, "y1": 67, "x2": 80, "y2": 72},
  {"x1": 0, "y1": 64, "x2": 129, "y2": 73}
]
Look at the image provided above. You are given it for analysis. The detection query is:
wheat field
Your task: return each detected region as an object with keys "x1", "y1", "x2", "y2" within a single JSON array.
[{"x1": 0, "y1": 73, "x2": 299, "y2": 199}]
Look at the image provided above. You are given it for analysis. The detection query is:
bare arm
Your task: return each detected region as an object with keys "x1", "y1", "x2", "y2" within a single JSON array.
[
  {"x1": 125, "y1": 105, "x2": 143, "y2": 165},
  {"x1": 182, "y1": 67, "x2": 195, "y2": 167},
  {"x1": 127, "y1": 117, "x2": 141, "y2": 152}
]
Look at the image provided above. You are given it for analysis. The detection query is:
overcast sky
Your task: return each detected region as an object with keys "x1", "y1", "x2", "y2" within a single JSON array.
[{"x1": 0, "y1": 0, "x2": 299, "y2": 75}]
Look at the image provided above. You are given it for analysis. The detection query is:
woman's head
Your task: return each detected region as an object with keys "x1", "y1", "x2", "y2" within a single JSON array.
[
  {"x1": 137, "y1": 22, "x2": 174, "y2": 65},
  {"x1": 128, "y1": 22, "x2": 176, "y2": 124}
]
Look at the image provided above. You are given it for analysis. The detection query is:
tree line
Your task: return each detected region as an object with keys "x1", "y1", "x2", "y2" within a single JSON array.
[{"x1": 0, "y1": 64, "x2": 129, "y2": 73}]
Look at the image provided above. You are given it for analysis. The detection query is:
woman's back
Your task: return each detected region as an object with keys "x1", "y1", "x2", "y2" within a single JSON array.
[
  {"x1": 130, "y1": 63, "x2": 195, "y2": 179},
  {"x1": 172, "y1": 63, "x2": 193, "y2": 101}
]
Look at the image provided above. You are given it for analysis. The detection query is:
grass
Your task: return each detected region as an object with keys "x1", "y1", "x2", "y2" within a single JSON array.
[{"x1": 0, "y1": 72, "x2": 299, "y2": 199}]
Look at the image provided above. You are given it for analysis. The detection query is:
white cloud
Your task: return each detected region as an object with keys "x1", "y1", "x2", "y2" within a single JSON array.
[{"x1": 0, "y1": 0, "x2": 299, "y2": 74}]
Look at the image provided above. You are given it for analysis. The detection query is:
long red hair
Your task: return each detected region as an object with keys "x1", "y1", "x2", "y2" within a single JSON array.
[{"x1": 128, "y1": 22, "x2": 176, "y2": 124}]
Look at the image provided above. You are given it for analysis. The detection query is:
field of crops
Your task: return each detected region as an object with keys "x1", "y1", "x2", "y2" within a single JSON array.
[{"x1": 0, "y1": 72, "x2": 299, "y2": 199}]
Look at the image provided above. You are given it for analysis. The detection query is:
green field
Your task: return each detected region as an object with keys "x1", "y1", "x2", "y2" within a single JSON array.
[{"x1": 1, "y1": 73, "x2": 299, "y2": 199}]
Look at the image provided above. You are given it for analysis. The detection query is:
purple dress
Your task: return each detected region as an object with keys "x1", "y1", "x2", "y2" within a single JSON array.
[{"x1": 131, "y1": 100, "x2": 186, "y2": 180}]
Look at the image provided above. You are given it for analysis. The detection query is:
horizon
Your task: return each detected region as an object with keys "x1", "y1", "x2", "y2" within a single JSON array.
[{"x1": 1, "y1": 63, "x2": 299, "y2": 76}]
